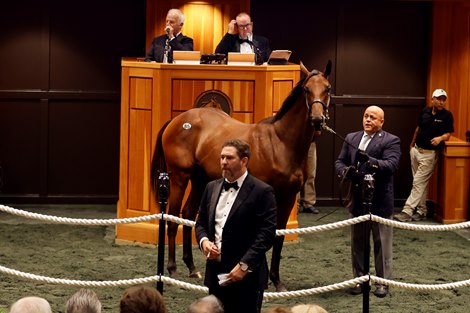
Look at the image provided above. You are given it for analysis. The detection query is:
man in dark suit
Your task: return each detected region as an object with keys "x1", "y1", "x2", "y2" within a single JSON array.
[
  {"x1": 144, "y1": 8, "x2": 193, "y2": 63},
  {"x1": 215, "y1": 12, "x2": 271, "y2": 64},
  {"x1": 335, "y1": 106, "x2": 401, "y2": 298},
  {"x1": 195, "y1": 139, "x2": 277, "y2": 313}
]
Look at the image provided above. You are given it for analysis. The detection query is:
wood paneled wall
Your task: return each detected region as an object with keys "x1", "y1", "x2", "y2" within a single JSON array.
[
  {"x1": 146, "y1": 0, "x2": 250, "y2": 55},
  {"x1": 428, "y1": 1, "x2": 470, "y2": 140},
  {"x1": 426, "y1": 1, "x2": 470, "y2": 205}
]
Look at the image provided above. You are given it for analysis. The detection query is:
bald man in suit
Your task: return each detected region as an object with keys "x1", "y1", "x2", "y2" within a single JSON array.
[
  {"x1": 335, "y1": 106, "x2": 401, "y2": 298},
  {"x1": 195, "y1": 139, "x2": 276, "y2": 313}
]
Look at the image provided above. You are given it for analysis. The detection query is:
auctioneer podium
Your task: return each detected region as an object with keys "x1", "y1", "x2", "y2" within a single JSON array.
[{"x1": 116, "y1": 58, "x2": 301, "y2": 245}]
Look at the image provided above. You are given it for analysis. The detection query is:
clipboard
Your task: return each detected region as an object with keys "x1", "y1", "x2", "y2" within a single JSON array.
[{"x1": 268, "y1": 50, "x2": 292, "y2": 65}]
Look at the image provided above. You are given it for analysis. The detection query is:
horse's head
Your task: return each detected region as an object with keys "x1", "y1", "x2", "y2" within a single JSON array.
[{"x1": 300, "y1": 60, "x2": 332, "y2": 136}]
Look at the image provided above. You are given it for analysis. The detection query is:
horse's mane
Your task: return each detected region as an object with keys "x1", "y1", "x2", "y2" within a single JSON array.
[{"x1": 260, "y1": 70, "x2": 319, "y2": 124}]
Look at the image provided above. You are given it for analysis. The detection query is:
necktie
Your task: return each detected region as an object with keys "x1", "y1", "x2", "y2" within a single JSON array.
[
  {"x1": 223, "y1": 181, "x2": 239, "y2": 191},
  {"x1": 358, "y1": 134, "x2": 370, "y2": 151},
  {"x1": 238, "y1": 38, "x2": 250, "y2": 44}
]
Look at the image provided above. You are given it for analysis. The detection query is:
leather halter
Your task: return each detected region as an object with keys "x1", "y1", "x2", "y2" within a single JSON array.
[{"x1": 303, "y1": 72, "x2": 331, "y2": 127}]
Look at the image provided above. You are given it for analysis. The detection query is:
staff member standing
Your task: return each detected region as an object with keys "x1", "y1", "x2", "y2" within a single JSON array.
[
  {"x1": 395, "y1": 89, "x2": 454, "y2": 222},
  {"x1": 195, "y1": 139, "x2": 277, "y2": 313}
]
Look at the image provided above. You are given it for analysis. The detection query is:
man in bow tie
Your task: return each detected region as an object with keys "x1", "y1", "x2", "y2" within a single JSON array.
[
  {"x1": 195, "y1": 139, "x2": 277, "y2": 313},
  {"x1": 215, "y1": 12, "x2": 271, "y2": 64}
]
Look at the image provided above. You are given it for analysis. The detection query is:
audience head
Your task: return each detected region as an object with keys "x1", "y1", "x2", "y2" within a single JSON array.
[
  {"x1": 65, "y1": 288, "x2": 102, "y2": 313},
  {"x1": 187, "y1": 295, "x2": 224, "y2": 313},
  {"x1": 120, "y1": 285, "x2": 168, "y2": 313},
  {"x1": 263, "y1": 306, "x2": 292, "y2": 313},
  {"x1": 291, "y1": 304, "x2": 328, "y2": 313},
  {"x1": 10, "y1": 296, "x2": 52, "y2": 313}
]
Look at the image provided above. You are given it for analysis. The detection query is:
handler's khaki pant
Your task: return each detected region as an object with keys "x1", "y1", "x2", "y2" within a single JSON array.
[
  {"x1": 298, "y1": 142, "x2": 317, "y2": 208},
  {"x1": 402, "y1": 145, "x2": 437, "y2": 216}
]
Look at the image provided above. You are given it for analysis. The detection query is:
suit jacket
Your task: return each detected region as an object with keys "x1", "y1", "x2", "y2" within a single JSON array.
[
  {"x1": 144, "y1": 34, "x2": 194, "y2": 63},
  {"x1": 195, "y1": 173, "x2": 277, "y2": 290},
  {"x1": 335, "y1": 130, "x2": 401, "y2": 217},
  {"x1": 215, "y1": 33, "x2": 271, "y2": 64}
]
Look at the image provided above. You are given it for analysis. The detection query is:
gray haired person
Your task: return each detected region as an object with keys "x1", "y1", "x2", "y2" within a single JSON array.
[
  {"x1": 187, "y1": 295, "x2": 224, "y2": 313},
  {"x1": 10, "y1": 296, "x2": 52, "y2": 313},
  {"x1": 65, "y1": 288, "x2": 102, "y2": 313}
]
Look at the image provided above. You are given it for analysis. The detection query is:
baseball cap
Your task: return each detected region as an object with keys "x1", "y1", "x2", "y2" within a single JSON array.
[{"x1": 432, "y1": 88, "x2": 447, "y2": 99}]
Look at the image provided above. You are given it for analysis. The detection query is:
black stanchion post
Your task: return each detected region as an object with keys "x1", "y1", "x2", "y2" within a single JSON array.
[
  {"x1": 156, "y1": 172, "x2": 170, "y2": 294},
  {"x1": 361, "y1": 174, "x2": 375, "y2": 313}
]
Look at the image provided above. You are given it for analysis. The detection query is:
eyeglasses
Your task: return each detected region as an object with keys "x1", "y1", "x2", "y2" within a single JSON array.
[{"x1": 237, "y1": 23, "x2": 252, "y2": 30}]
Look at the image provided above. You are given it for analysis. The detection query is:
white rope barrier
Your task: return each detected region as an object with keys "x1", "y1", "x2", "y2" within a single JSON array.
[
  {"x1": 1, "y1": 203, "x2": 470, "y2": 300},
  {"x1": 0, "y1": 264, "x2": 207, "y2": 292},
  {"x1": 4, "y1": 204, "x2": 468, "y2": 235}
]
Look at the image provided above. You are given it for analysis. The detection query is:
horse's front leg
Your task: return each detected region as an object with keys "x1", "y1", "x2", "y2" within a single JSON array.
[{"x1": 270, "y1": 235, "x2": 287, "y2": 292}]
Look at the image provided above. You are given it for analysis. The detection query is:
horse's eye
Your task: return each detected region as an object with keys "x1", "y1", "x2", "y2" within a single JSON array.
[{"x1": 303, "y1": 86, "x2": 310, "y2": 93}]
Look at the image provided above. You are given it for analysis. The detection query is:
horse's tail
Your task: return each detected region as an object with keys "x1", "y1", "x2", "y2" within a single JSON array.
[{"x1": 151, "y1": 120, "x2": 172, "y2": 199}]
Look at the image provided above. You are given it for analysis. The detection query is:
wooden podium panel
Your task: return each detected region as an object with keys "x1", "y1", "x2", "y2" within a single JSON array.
[
  {"x1": 117, "y1": 59, "x2": 301, "y2": 244},
  {"x1": 434, "y1": 137, "x2": 470, "y2": 224}
]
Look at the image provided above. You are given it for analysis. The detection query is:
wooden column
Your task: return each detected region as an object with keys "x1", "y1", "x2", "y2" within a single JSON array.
[{"x1": 434, "y1": 137, "x2": 470, "y2": 224}]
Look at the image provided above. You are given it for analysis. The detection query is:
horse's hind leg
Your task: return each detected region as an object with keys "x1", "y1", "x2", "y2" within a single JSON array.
[
  {"x1": 270, "y1": 199, "x2": 294, "y2": 292},
  {"x1": 182, "y1": 175, "x2": 207, "y2": 278},
  {"x1": 181, "y1": 190, "x2": 200, "y2": 278},
  {"x1": 270, "y1": 235, "x2": 287, "y2": 292},
  {"x1": 166, "y1": 177, "x2": 188, "y2": 277}
]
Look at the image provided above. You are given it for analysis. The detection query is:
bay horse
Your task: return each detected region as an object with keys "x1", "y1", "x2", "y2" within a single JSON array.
[{"x1": 151, "y1": 61, "x2": 332, "y2": 292}]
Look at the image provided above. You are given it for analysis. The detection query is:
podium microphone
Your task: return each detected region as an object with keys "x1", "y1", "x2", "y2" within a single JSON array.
[{"x1": 165, "y1": 26, "x2": 171, "y2": 34}]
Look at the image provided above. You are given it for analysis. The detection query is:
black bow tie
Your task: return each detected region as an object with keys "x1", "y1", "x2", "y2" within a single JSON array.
[
  {"x1": 223, "y1": 181, "x2": 239, "y2": 191},
  {"x1": 238, "y1": 38, "x2": 251, "y2": 44}
]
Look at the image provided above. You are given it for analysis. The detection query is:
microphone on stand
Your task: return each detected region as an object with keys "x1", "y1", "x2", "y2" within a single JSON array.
[
  {"x1": 165, "y1": 26, "x2": 171, "y2": 35},
  {"x1": 246, "y1": 40, "x2": 263, "y2": 65}
]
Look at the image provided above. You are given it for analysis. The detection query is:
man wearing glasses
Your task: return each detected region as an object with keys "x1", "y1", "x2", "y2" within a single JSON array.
[{"x1": 215, "y1": 12, "x2": 271, "y2": 64}]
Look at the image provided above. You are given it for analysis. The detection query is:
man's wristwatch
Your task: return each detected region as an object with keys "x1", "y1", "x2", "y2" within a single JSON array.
[{"x1": 239, "y1": 261, "x2": 250, "y2": 272}]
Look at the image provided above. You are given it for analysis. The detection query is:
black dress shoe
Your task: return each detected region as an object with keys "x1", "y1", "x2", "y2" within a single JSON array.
[
  {"x1": 373, "y1": 285, "x2": 389, "y2": 298},
  {"x1": 302, "y1": 206, "x2": 320, "y2": 214},
  {"x1": 348, "y1": 283, "x2": 362, "y2": 295}
]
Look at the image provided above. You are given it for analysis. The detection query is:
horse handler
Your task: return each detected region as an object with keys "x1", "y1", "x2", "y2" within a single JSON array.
[
  {"x1": 195, "y1": 139, "x2": 277, "y2": 313},
  {"x1": 335, "y1": 106, "x2": 401, "y2": 298}
]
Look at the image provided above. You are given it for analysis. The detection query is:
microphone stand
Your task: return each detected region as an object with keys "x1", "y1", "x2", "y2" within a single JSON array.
[
  {"x1": 248, "y1": 40, "x2": 262, "y2": 65},
  {"x1": 156, "y1": 172, "x2": 170, "y2": 294},
  {"x1": 361, "y1": 173, "x2": 375, "y2": 313}
]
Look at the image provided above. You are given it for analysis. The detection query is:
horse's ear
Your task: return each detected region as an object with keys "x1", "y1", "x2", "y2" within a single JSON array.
[
  {"x1": 324, "y1": 60, "x2": 332, "y2": 78},
  {"x1": 299, "y1": 61, "x2": 310, "y2": 77}
]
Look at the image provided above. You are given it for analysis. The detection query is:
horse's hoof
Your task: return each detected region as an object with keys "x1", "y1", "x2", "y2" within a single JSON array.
[
  {"x1": 189, "y1": 271, "x2": 202, "y2": 279},
  {"x1": 275, "y1": 285, "x2": 288, "y2": 292}
]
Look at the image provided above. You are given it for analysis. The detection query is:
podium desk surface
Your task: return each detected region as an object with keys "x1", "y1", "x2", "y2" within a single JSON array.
[{"x1": 121, "y1": 57, "x2": 300, "y2": 72}]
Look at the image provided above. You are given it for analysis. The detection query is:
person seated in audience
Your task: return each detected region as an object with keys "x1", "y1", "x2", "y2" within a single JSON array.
[
  {"x1": 262, "y1": 306, "x2": 292, "y2": 313},
  {"x1": 10, "y1": 296, "x2": 52, "y2": 313},
  {"x1": 144, "y1": 8, "x2": 194, "y2": 63},
  {"x1": 215, "y1": 12, "x2": 271, "y2": 64},
  {"x1": 291, "y1": 304, "x2": 328, "y2": 313},
  {"x1": 120, "y1": 285, "x2": 168, "y2": 313},
  {"x1": 65, "y1": 288, "x2": 101, "y2": 313},
  {"x1": 187, "y1": 295, "x2": 224, "y2": 313}
]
